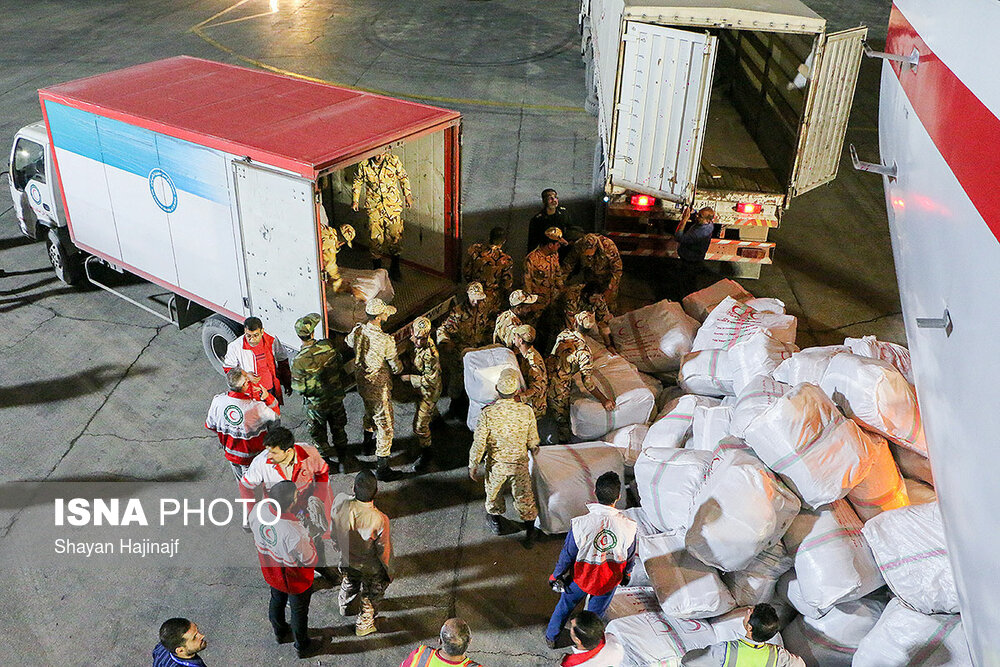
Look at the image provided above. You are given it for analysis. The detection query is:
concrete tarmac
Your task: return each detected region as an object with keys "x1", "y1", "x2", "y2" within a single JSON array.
[{"x1": 0, "y1": 0, "x2": 897, "y2": 664}]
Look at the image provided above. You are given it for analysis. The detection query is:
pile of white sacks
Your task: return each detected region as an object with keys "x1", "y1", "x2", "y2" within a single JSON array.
[{"x1": 469, "y1": 279, "x2": 966, "y2": 667}]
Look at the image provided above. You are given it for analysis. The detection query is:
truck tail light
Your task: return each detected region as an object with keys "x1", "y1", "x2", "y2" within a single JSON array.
[
  {"x1": 736, "y1": 202, "x2": 763, "y2": 214},
  {"x1": 630, "y1": 194, "x2": 655, "y2": 208}
]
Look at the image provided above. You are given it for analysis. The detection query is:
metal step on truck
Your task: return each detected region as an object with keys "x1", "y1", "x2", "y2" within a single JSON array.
[
  {"x1": 6, "y1": 56, "x2": 463, "y2": 369},
  {"x1": 581, "y1": 0, "x2": 867, "y2": 277}
]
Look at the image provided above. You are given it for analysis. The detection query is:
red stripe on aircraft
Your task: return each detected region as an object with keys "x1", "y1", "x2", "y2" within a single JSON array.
[{"x1": 888, "y1": 4, "x2": 1000, "y2": 244}]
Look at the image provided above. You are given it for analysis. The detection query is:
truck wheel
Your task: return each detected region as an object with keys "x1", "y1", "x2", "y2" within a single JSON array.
[
  {"x1": 201, "y1": 314, "x2": 243, "y2": 376},
  {"x1": 46, "y1": 227, "x2": 85, "y2": 285}
]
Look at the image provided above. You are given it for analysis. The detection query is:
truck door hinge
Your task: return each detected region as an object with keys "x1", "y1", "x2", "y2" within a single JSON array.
[
  {"x1": 243, "y1": 297, "x2": 250, "y2": 309},
  {"x1": 863, "y1": 41, "x2": 920, "y2": 71},
  {"x1": 850, "y1": 145, "x2": 897, "y2": 180}
]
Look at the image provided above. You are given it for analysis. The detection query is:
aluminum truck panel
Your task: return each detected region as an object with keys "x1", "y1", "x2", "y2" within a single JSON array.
[
  {"x1": 620, "y1": 0, "x2": 824, "y2": 34},
  {"x1": 790, "y1": 26, "x2": 867, "y2": 197},
  {"x1": 44, "y1": 100, "x2": 246, "y2": 316},
  {"x1": 592, "y1": 0, "x2": 627, "y2": 165},
  {"x1": 233, "y1": 161, "x2": 323, "y2": 352},
  {"x1": 611, "y1": 22, "x2": 717, "y2": 201}
]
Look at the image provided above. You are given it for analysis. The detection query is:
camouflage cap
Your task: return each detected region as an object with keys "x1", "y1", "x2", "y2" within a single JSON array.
[
  {"x1": 545, "y1": 226, "x2": 569, "y2": 246},
  {"x1": 294, "y1": 313, "x2": 322, "y2": 337},
  {"x1": 467, "y1": 282, "x2": 486, "y2": 301},
  {"x1": 496, "y1": 367, "x2": 520, "y2": 396},
  {"x1": 509, "y1": 290, "x2": 539, "y2": 307},
  {"x1": 365, "y1": 297, "x2": 397, "y2": 317},
  {"x1": 339, "y1": 224, "x2": 356, "y2": 248},
  {"x1": 512, "y1": 324, "x2": 535, "y2": 343},
  {"x1": 412, "y1": 316, "x2": 432, "y2": 337}
]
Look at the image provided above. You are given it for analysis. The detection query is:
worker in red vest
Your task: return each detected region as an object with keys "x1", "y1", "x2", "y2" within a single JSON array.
[{"x1": 223, "y1": 316, "x2": 292, "y2": 406}]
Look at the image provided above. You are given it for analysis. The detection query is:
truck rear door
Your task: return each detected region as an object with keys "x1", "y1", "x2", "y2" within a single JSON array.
[
  {"x1": 611, "y1": 22, "x2": 717, "y2": 202},
  {"x1": 789, "y1": 26, "x2": 868, "y2": 197},
  {"x1": 233, "y1": 160, "x2": 323, "y2": 350}
]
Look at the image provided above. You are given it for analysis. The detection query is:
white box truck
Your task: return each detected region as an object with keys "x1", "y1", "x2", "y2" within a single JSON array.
[
  {"x1": 581, "y1": 0, "x2": 866, "y2": 276},
  {"x1": 6, "y1": 57, "x2": 463, "y2": 370}
]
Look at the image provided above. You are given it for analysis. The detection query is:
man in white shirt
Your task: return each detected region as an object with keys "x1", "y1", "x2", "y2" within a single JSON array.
[{"x1": 559, "y1": 611, "x2": 623, "y2": 667}]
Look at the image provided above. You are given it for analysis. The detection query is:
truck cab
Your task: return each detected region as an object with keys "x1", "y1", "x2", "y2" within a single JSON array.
[
  {"x1": 581, "y1": 0, "x2": 866, "y2": 276},
  {"x1": 7, "y1": 121, "x2": 83, "y2": 283}
]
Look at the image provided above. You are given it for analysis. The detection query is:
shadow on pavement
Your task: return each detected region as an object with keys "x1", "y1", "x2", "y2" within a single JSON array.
[{"x1": 0, "y1": 364, "x2": 158, "y2": 407}]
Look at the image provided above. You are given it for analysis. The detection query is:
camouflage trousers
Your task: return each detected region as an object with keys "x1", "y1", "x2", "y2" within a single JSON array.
[
  {"x1": 414, "y1": 389, "x2": 441, "y2": 449},
  {"x1": 484, "y1": 461, "x2": 538, "y2": 521},
  {"x1": 357, "y1": 372, "x2": 394, "y2": 457},
  {"x1": 367, "y1": 208, "x2": 403, "y2": 259},
  {"x1": 304, "y1": 397, "x2": 348, "y2": 460},
  {"x1": 521, "y1": 385, "x2": 547, "y2": 420},
  {"x1": 547, "y1": 368, "x2": 574, "y2": 442},
  {"x1": 339, "y1": 566, "x2": 389, "y2": 634}
]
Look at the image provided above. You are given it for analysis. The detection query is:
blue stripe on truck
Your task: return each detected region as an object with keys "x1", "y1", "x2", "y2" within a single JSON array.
[{"x1": 44, "y1": 101, "x2": 229, "y2": 205}]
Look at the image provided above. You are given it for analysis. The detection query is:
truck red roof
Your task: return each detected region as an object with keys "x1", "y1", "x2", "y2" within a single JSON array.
[{"x1": 38, "y1": 56, "x2": 461, "y2": 178}]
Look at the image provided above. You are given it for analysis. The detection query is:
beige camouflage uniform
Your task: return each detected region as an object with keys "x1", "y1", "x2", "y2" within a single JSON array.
[
  {"x1": 517, "y1": 345, "x2": 548, "y2": 418},
  {"x1": 493, "y1": 309, "x2": 522, "y2": 348},
  {"x1": 352, "y1": 154, "x2": 412, "y2": 260},
  {"x1": 463, "y1": 243, "x2": 514, "y2": 298},
  {"x1": 562, "y1": 233, "x2": 623, "y2": 311},
  {"x1": 408, "y1": 337, "x2": 442, "y2": 449},
  {"x1": 469, "y1": 398, "x2": 540, "y2": 520},
  {"x1": 547, "y1": 329, "x2": 599, "y2": 442},
  {"x1": 347, "y1": 322, "x2": 402, "y2": 456},
  {"x1": 561, "y1": 284, "x2": 613, "y2": 346},
  {"x1": 523, "y1": 248, "x2": 564, "y2": 311}
]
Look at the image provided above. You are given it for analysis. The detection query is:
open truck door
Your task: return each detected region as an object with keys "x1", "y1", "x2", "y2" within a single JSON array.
[
  {"x1": 610, "y1": 22, "x2": 717, "y2": 202},
  {"x1": 233, "y1": 160, "x2": 324, "y2": 351},
  {"x1": 789, "y1": 26, "x2": 868, "y2": 198}
]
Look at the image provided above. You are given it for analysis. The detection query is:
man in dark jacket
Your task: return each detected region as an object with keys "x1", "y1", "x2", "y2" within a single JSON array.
[
  {"x1": 151, "y1": 617, "x2": 208, "y2": 666},
  {"x1": 674, "y1": 206, "x2": 716, "y2": 299}
]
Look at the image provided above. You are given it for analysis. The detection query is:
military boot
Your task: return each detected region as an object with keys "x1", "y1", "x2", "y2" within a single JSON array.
[
  {"x1": 485, "y1": 513, "x2": 504, "y2": 535},
  {"x1": 375, "y1": 456, "x2": 400, "y2": 481},
  {"x1": 389, "y1": 255, "x2": 402, "y2": 281},
  {"x1": 362, "y1": 430, "x2": 376, "y2": 456},
  {"x1": 336, "y1": 448, "x2": 360, "y2": 474},
  {"x1": 412, "y1": 448, "x2": 432, "y2": 473},
  {"x1": 355, "y1": 598, "x2": 377, "y2": 636},
  {"x1": 522, "y1": 521, "x2": 538, "y2": 550}
]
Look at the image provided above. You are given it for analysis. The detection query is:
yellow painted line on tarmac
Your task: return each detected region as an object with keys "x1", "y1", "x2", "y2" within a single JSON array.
[{"x1": 189, "y1": 0, "x2": 586, "y2": 113}]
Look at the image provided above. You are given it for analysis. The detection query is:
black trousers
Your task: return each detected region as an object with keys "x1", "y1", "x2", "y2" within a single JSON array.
[
  {"x1": 269, "y1": 586, "x2": 312, "y2": 649},
  {"x1": 676, "y1": 258, "x2": 704, "y2": 301}
]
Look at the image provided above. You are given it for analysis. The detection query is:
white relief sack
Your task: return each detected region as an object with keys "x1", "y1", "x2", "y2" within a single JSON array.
[
  {"x1": 783, "y1": 501, "x2": 884, "y2": 611},
  {"x1": 640, "y1": 533, "x2": 736, "y2": 619},
  {"x1": 781, "y1": 596, "x2": 886, "y2": 667},
  {"x1": 852, "y1": 599, "x2": 972, "y2": 667},
  {"x1": 729, "y1": 375, "x2": 791, "y2": 439},
  {"x1": 606, "y1": 612, "x2": 684, "y2": 667},
  {"x1": 682, "y1": 279, "x2": 754, "y2": 322},
  {"x1": 463, "y1": 346, "x2": 523, "y2": 404},
  {"x1": 529, "y1": 442, "x2": 626, "y2": 534},
  {"x1": 772, "y1": 345, "x2": 850, "y2": 386},
  {"x1": 571, "y1": 342, "x2": 655, "y2": 440},
  {"x1": 678, "y1": 349, "x2": 733, "y2": 397},
  {"x1": 688, "y1": 405, "x2": 734, "y2": 452},
  {"x1": 634, "y1": 448, "x2": 715, "y2": 535},
  {"x1": 862, "y1": 501, "x2": 959, "y2": 614},
  {"x1": 721, "y1": 541, "x2": 794, "y2": 607},
  {"x1": 326, "y1": 267, "x2": 395, "y2": 331},
  {"x1": 728, "y1": 330, "x2": 797, "y2": 396},
  {"x1": 819, "y1": 352, "x2": 927, "y2": 455},
  {"x1": 644, "y1": 394, "x2": 721, "y2": 452},
  {"x1": 602, "y1": 423, "x2": 650, "y2": 467},
  {"x1": 846, "y1": 432, "x2": 909, "y2": 521},
  {"x1": 685, "y1": 450, "x2": 801, "y2": 572},
  {"x1": 743, "y1": 383, "x2": 873, "y2": 508},
  {"x1": 692, "y1": 297, "x2": 797, "y2": 353},
  {"x1": 845, "y1": 335, "x2": 914, "y2": 385},
  {"x1": 610, "y1": 300, "x2": 700, "y2": 372}
]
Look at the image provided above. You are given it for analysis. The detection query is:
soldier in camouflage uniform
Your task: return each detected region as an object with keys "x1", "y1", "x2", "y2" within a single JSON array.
[
  {"x1": 352, "y1": 148, "x2": 412, "y2": 280},
  {"x1": 291, "y1": 313, "x2": 354, "y2": 473},
  {"x1": 493, "y1": 289, "x2": 538, "y2": 348},
  {"x1": 401, "y1": 316, "x2": 442, "y2": 472},
  {"x1": 320, "y1": 222, "x2": 357, "y2": 295},
  {"x1": 469, "y1": 368, "x2": 540, "y2": 549},
  {"x1": 547, "y1": 311, "x2": 616, "y2": 443},
  {"x1": 347, "y1": 298, "x2": 403, "y2": 480},
  {"x1": 436, "y1": 282, "x2": 496, "y2": 417},
  {"x1": 560, "y1": 281, "x2": 614, "y2": 349},
  {"x1": 512, "y1": 324, "x2": 547, "y2": 419},
  {"x1": 463, "y1": 226, "x2": 514, "y2": 302},
  {"x1": 563, "y1": 230, "x2": 623, "y2": 312},
  {"x1": 524, "y1": 226, "x2": 568, "y2": 354}
]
